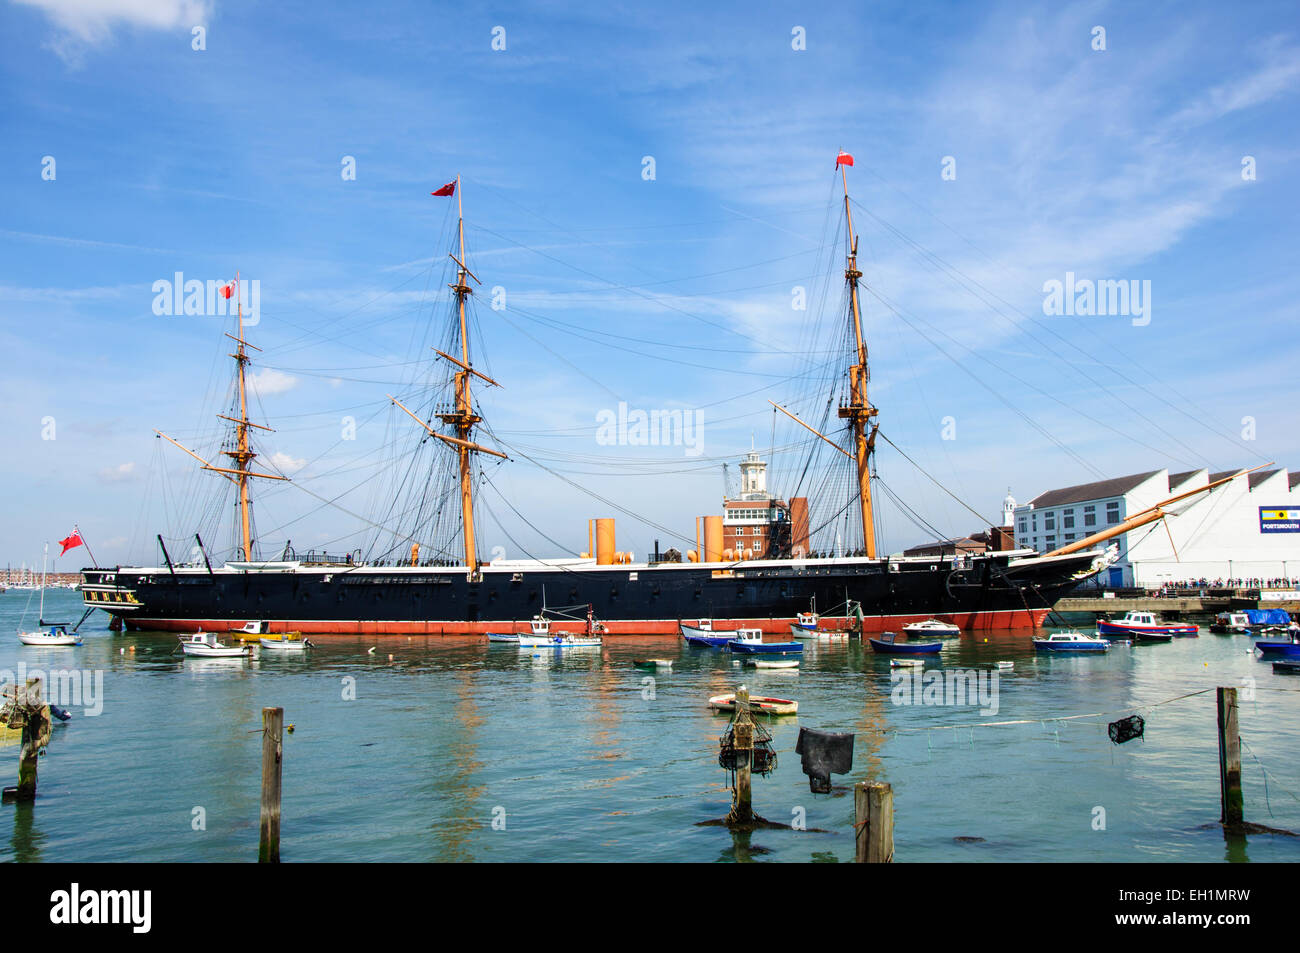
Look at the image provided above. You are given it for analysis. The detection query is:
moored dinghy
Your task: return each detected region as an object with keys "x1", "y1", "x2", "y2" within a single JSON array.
[
  {"x1": 259, "y1": 634, "x2": 311, "y2": 653},
  {"x1": 749, "y1": 658, "x2": 799, "y2": 669},
  {"x1": 708, "y1": 692, "x2": 798, "y2": 716},
  {"x1": 868, "y1": 631, "x2": 942, "y2": 655}
]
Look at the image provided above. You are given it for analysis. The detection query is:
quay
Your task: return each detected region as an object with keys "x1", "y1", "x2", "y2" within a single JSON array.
[{"x1": 1056, "y1": 587, "x2": 1300, "y2": 618}]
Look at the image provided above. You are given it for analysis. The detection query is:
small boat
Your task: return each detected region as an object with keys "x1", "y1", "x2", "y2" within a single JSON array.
[
  {"x1": 727, "y1": 631, "x2": 804, "y2": 655},
  {"x1": 681, "y1": 620, "x2": 735, "y2": 647},
  {"x1": 903, "y1": 619, "x2": 960, "y2": 636},
  {"x1": 749, "y1": 659, "x2": 799, "y2": 669},
  {"x1": 633, "y1": 658, "x2": 673, "y2": 669},
  {"x1": 179, "y1": 631, "x2": 249, "y2": 658},
  {"x1": 1272, "y1": 660, "x2": 1300, "y2": 675},
  {"x1": 18, "y1": 624, "x2": 82, "y2": 646},
  {"x1": 868, "y1": 632, "x2": 942, "y2": 655},
  {"x1": 793, "y1": 610, "x2": 819, "y2": 631},
  {"x1": 231, "y1": 620, "x2": 270, "y2": 637},
  {"x1": 708, "y1": 693, "x2": 798, "y2": 716},
  {"x1": 1255, "y1": 628, "x2": 1300, "y2": 658},
  {"x1": 516, "y1": 614, "x2": 601, "y2": 648},
  {"x1": 518, "y1": 634, "x2": 602, "y2": 648},
  {"x1": 1032, "y1": 631, "x2": 1109, "y2": 653},
  {"x1": 15, "y1": 544, "x2": 81, "y2": 646},
  {"x1": 889, "y1": 658, "x2": 925, "y2": 668},
  {"x1": 1097, "y1": 611, "x2": 1197, "y2": 638},
  {"x1": 259, "y1": 635, "x2": 310, "y2": 653},
  {"x1": 996, "y1": 660, "x2": 1014, "y2": 671},
  {"x1": 1209, "y1": 612, "x2": 1253, "y2": 635},
  {"x1": 486, "y1": 632, "x2": 520, "y2": 643}
]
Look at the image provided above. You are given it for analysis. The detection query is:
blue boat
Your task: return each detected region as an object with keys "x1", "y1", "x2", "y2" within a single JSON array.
[
  {"x1": 868, "y1": 632, "x2": 943, "y2": 655},
  {"x1": 1032, "y1": 631, "x2": 1109, "y2": 653},
  {"x1": 1255, "y1": 636, "x2": 1300, "y2": 658},
  {"x1": 727, "y1": 634, "x2": 803, "y2": 655}
]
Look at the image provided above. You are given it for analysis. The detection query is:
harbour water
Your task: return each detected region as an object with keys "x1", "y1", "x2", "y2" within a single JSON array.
[{"x1": 3, "y1": 589, "x2": 1298, "y2": 862}]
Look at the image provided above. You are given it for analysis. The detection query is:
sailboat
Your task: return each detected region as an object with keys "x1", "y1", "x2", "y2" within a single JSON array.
[
  {"x1": 17, "y1": 544, "x2": 82, "y2": 646},
  {"x1": 81, "y1": 161, "x2": 1239, "y2": 638}
]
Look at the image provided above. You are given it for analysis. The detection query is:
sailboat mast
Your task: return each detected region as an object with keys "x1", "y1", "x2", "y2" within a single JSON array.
[
  {"x1": 452, "y1": 176, "x2": 479, "y2": 574},
  {"x1": 836, "y1": 163, "x2": 879, "y2": 558},
  {"x1": 227, "y1": 273, "x2": 256, "y2": 562},
  {"x1": 38, "y1": 542, "x2": 47, "y2": 621}
]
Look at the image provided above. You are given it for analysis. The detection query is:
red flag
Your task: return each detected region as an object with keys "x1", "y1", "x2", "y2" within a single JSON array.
[
  {"x1": 219, "y1": 280, "x2": 235, "y2": 300},
  {"x1": 431, "y1": 182, "x2": 456, "y2": 197},
  {"x1": 836, "y1": 152, "x2": 854, "y2": 167},
  {"x1": 58, "y1": 530, "x2": 83, "y2": 556}
]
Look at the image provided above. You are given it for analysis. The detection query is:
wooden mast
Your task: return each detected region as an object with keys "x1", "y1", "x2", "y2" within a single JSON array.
[
  {"x1": 156, "y1": 273, "x2": 288, "y2": 563},
  {"x1": 835, "y1": 162, "x2": 879, "y2": 558},
  {"x1": 441, "y1": 177, "x2": 486, "y2": 575},
  {"x1": 228, "y1": 273, "x2": 257, "y2": 561}
]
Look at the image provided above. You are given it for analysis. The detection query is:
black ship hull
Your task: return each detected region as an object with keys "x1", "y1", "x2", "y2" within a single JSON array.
[{"x1": 80, "y1": 549, "x2": 1102, "y2": 635}]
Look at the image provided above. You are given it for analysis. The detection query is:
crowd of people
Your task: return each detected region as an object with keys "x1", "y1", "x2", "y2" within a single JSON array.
[{"x1": 1152, "y1": 577, "x2": 1296, "y2": 593}]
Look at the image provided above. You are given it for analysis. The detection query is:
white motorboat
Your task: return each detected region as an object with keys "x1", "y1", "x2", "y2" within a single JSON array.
[
  {"x1": 179, "y1": 631, "x2": 250, "y2": 658},
  {"x1": 902, "y1": 619, "x2": 961, "y2": 636},
  {"x1": 259, "y1": 635, "x2": 310, "y2": 653}
]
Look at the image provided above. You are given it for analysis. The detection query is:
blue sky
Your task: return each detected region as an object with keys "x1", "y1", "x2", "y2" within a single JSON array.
[{"x1": 2, "y1": 0, "x2": 1298, "y2": 570}]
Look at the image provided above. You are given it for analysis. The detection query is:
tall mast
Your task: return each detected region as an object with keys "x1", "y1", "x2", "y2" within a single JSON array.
[
  {"x1": 835, "y1": 163, "x2": 879, "y2": 558},
  {"x1": 453, "y1": 177, "x2": 479, "y2": 573},
  {"x1": 230, "y1": 274, "x2": 254, "y2": 560},
  {"x1": 156, "y1": 272, "x2": 288, "y2": 563},
  {"x1": 389, "y1": 178, "x2": 506, "y2": 573}
]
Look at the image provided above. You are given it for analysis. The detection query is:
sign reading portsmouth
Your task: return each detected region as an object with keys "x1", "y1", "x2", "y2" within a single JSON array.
[{"x1": 1260, "y1": 506, "x2": 1300, "y2": 533}]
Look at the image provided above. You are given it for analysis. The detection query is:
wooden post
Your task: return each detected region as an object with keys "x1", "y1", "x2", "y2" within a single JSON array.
[
  {"x1": 258, "y1": 706, "x2": 284, "y2": 863},
  {"x1": 2, "y1": 678, "x2": 47, "y2": 804},
  {"x1": 855, "y1": 780, "x2": 894, "y2": 862},
  {"x1": 727, "y1": 687, "x2": 754, "y2": 825},
  {"x1": 1217, "y1": 687, "x2": 1243, "y2": 829}
]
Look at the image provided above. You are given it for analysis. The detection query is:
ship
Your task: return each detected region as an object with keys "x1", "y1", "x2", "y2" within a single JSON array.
[{"x1": 79, "y1": 162, "x2": 1150, "y2": 636}]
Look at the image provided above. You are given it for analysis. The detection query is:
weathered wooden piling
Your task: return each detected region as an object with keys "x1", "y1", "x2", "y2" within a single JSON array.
[
  {"x1": 1216, "y1": 686, "x2": 1243, "y2": 830},
  {"x1": 1, "y1": 678, "x2": 51, "y2": 804},
  {"x1": 854, "y1": 781, "x2": 894, "y2": 862},
  {"x1": 726, "y1": 687, "x2": 754, "y2": 826},
  {"x1": 259, "y1": 706, "x2": 284, "y2": 863}
]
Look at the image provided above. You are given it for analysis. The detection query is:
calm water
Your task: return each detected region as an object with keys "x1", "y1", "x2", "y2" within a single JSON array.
[{"x1": 2, "y1": 588, "x2": 1298, "y2": 862}]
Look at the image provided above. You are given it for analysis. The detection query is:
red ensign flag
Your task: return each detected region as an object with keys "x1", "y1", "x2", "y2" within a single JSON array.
[
  {"x1": 219, "y1": 281, "x2": 235, "y2": 300},
  {"x1": 836, "y1": 152, "x2": 854, "y2": 167},
  {"x1": 431, "y1": 182, "x2": 456, "y2": 197},
  {"x1": 58, "y1": 530, "x2": 84, "y2": 556}
]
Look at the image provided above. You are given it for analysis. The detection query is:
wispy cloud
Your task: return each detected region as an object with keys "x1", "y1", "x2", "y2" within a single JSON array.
[{"x1": 14, "y1": 0, "x2": 212, "y2": 64}]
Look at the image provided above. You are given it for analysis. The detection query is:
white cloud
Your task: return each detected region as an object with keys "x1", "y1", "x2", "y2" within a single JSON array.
[
  {"x1": 97, "y1": 461, "x2": 136, "y2": 482},
  {"x1": 248, "y1": 368, "x2": 299, "y2": 396},
  {"x1": 15, "y1": 0, "x2": 211, "y2": 63},
  {"x1": 268, "y1": 451, "x2": 306, "y2": 473}
]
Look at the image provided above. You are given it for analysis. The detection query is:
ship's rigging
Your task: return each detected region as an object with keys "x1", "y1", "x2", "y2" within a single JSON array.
[{"x1": 132, "y1": 156, "x2": 1275, "y2": 570}]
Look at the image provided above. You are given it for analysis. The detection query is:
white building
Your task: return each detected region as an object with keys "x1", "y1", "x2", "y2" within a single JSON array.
[{"x1": 1013, "y1": 467, "x2": 1300, "y2": 587}]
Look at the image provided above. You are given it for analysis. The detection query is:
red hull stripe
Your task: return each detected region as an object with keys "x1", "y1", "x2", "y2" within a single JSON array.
[{"x1": 124, "y1": 608, "x2": 1049, "y2": 636}]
